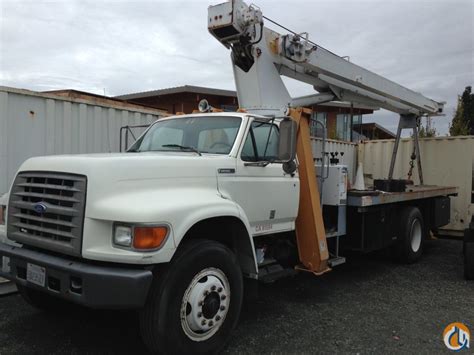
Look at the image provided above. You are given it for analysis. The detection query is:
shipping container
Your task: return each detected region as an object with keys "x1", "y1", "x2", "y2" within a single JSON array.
[
  {"x1": 359, "y1": 136, "x2": 474, "y2": 236},
  {"x1": 0, "y1": 86, "x2": 165, "y2": 196}
]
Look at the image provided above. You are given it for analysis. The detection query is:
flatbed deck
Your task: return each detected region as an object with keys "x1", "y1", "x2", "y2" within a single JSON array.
[{"x1": 347, "y1": 185, "x2": 458, "y2": 208}]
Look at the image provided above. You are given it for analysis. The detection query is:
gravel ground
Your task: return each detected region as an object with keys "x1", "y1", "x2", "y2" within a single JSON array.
[{"x1": 0, "y1": 238, "x2": 473, "y2": 354}]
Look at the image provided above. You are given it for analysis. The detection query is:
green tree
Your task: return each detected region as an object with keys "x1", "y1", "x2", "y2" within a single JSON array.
[
  {"x1": 450, "y1": 86, "x2": 473, "y2": 136},
  {"x1": 417, "y1": 118, "x2": 437, "y2": 138},
  {"x1": 411, "y1": 117, "x2": 437, "y2": 138},
  {"x1": 462, "y1": 86, "x2": 474, "y2": 134}
]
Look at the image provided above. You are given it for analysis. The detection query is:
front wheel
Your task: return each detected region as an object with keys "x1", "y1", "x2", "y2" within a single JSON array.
[{"x1": 139, "y1": 240, "x2": 243, "y2": 354}]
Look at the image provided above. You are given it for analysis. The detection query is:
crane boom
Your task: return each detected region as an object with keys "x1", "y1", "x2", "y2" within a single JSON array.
[
  {"x1": 208, "y1": 0, "x2": 444, "y2": 274},
  {"x1": 208, "y1": 0, "x2": 444, "y2": 116}
]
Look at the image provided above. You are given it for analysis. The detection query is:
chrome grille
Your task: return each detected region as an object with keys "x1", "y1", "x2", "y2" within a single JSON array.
[{"x1": 7, "y1": 172, "x2": 87, "y2": 256}]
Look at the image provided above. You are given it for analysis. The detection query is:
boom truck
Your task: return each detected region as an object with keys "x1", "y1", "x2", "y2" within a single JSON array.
[{"x1": 0, "y1": 0, "x2": 456, "y2": 353}]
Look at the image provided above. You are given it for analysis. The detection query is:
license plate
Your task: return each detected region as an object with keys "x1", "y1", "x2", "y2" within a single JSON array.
[
  {"x1": 27, "y1": 263, "x2": 46, "y2": 287},
  {"x1": 2, "y1": 256, "x2": 10, "y2": 273}
]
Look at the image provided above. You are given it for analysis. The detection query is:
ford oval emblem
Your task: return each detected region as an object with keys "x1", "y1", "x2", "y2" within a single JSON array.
[{"x1": 34, "y1": 202, "x2": 47, "y2": 214}]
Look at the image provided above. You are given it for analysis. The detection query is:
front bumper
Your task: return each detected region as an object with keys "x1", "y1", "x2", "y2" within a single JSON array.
[{"x1": 0, "y1": 242, "x2": 153, "y2": 309}]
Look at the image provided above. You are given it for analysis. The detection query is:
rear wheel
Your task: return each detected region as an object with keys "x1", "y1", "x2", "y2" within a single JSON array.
[
  {"x1": 139, "y1": 240, "x2": 243, "y2": 354},
  {"x1": 393, "y1": 206, "x2": 425, "y2": 263}
]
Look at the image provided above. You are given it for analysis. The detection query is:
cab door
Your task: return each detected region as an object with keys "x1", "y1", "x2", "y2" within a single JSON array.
[{"x1": 218, "y1": 118, "x2": 299, "y2": 235}]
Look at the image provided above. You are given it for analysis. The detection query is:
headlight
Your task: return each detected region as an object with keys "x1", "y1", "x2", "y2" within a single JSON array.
[
  {"x1": 113, "y1": 224, "x2": 168, "y2": 251},
  {"x1": 114, "y1": 225, "x2": 133, "y2": 247}
]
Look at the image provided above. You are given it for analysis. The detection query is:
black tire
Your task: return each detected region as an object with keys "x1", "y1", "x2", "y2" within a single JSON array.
[
  {"x1": 17, "y1": 284, "x2": 65, "y2": 311},
  {"x1": 464, "y1": 242, "x2": 474, "y2": 280},
  {"x1": 393, "y1": 206, "x2": 425, "y2": 263},
  {"x1": 139, "y1": 240, "x2": 243, "y2": 354}
]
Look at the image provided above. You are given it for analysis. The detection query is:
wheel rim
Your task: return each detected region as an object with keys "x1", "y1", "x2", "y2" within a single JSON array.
[
  {"x1": 180, "y1": 267, "x2": 230, "y2": 342},
  {"x1": 410, "y1": 218, "x2": 422, "y2": 253}
]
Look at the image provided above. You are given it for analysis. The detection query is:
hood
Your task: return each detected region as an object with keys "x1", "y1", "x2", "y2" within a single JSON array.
[
  {"x1": 19, "y1": 152, "x2": 234, "y2": 181},
  {"x1": 14, "y1": 152, "x2": 238, "y2": 223}
]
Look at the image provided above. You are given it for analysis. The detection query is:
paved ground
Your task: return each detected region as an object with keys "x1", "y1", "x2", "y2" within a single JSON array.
[{"x1": 0, "y1": 238, "x2": 472, "y2": 354}]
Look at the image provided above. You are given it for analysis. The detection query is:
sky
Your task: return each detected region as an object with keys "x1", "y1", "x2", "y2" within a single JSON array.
[{"x1": 0, "y1": 0, "x2": 473, "y2": 135}]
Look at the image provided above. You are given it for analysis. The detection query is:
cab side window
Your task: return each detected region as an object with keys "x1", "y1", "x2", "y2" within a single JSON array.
[{"x1": 241, "y1": 121, "x2": 279, "y2": 162}]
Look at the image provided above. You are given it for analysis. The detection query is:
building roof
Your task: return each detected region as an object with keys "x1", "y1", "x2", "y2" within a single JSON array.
[
  {"x1": 354, "y1": 122, "x2": 396, "y2": 139},
  {"x1": 44, "y1": 89, "x2": 168, "y2": 113},
  {"x1": 0, "y1": 86, "x2": 167, "y2": 116},
  {"x1": 116, "y1": 85, "x2": 377, "y2": 112},
  {"x1": 115, "y1": 85, "x2": 237, "y2": 100}
]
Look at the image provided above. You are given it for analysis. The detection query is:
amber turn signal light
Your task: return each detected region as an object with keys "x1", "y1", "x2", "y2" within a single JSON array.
[{"x1": 133, "y1": 226, "x2": 168, "y2": 250}]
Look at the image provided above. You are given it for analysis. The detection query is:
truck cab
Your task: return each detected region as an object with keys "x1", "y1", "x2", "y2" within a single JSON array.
[{"x1": 0, "y1": 112, "x2": 301, "y2": 353}]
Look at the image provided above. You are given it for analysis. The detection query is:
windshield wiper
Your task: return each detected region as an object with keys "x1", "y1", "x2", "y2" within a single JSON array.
[{"x1": 161, "y1": 144, "x2": 202, "y2": 156}]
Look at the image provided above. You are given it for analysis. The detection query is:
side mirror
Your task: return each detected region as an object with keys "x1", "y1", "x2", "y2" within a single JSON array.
[{"x1": 277, "y1": 118, "x2": 297, "y2": 162}]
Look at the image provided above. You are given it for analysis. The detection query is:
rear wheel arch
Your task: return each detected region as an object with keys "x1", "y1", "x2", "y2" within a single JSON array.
[{"x1": 179, "y1": 216, "x2": 257, "y2": 276}]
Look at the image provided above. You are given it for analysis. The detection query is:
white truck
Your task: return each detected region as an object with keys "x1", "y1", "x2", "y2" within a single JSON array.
[{"x1": 0, "y1": 1, "x2": 457, "y2": 353}]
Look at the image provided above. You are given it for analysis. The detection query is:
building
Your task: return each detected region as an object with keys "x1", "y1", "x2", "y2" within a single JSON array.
[
  {"x1": 116, "y1": 85, "x2": 393, "y2": 142},
  {"x1": 115, "y1": 85, "x2": 238, "y2": 114},
  {"x1": 353, "y1": 122, "x2": 396, "y2": 140},
  {"x1": 308, "y1": 101, "x2": 376, "y2": 141}
]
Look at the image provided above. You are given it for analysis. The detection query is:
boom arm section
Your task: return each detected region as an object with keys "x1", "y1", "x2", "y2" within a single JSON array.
[{"x1": 208, "y1": 0, "x2": 444, "y2": 116}]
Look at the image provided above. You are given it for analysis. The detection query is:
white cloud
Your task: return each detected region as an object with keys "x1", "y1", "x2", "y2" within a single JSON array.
[{"x1": 1, "y1": 0, "x2": 472, "y2": 135}]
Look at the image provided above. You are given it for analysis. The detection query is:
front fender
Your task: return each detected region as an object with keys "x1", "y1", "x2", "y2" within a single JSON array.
[
  {"x1": 84, "y1": 179, "x2": 255, "y2": 266},
  {"x1": 89, "y1": 185, "x2": 244, "y2": 241}
]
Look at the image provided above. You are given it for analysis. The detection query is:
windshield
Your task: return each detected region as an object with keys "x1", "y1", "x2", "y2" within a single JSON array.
[{"x1": 129, "y1": 116, "x2": 242, "y2": 154}]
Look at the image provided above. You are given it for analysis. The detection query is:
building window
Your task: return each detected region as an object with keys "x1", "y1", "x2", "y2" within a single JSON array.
[
  {"x1": 351, "y1": 115, "x2": 363, "y2": 141},
  {"x1": 336, "y1": 114, "x2": 362, "y2": 141},
  {"x1": 352, "y1": 114, "x2": 362, "y2": 125},
  {"x1": 336, "y1": 114, "x2": 349, "y2": 141},
  {"x1": 310, "y1": 112, "x2": 327, "y2": 137}
]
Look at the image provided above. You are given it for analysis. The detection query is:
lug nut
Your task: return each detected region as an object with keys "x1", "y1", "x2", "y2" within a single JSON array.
[
  {"x1": 215, "y1": 315, "x2": 221, "y2": 321},
  {"x1": 211, "y1": 285, "x2": 216, "y2": 291},
  {"x1": 198, "y1": 312, "x2": 202, "y2": 317},
  {"x1": 221, "y1": 295, "x2": 226, "y2": 300},
  {"x1": 217, "y1": 287, "x2": 223, "y2": 292},
  {"x1": 201, "y1": 320, "x2": 206, "y2": 326},
  {"x1": 220, "y1": 305, "x2": 226, "y2": 311},
  {"x1": 208, "y1": 321, "x2": 214, "y2": 327}
]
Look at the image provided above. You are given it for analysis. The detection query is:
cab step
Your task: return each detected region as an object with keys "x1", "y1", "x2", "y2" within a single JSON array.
[
  {"x1": 328, "y1": 256, "x2": 346, "y2": 267},
  {"x1": 258, "y1": 262, "x2": 298, "y2": 283}
]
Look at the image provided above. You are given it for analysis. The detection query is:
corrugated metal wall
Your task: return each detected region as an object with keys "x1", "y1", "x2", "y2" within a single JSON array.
[
  {"x1": 311, "y1": 137, "x2": 358, "y2": 182},
  {"x1": 0, "y1": 87, "x2": 164, "y2": 195},
  {"x1": 359, "y1": 136, "x2": 474, "y2": 234}
]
